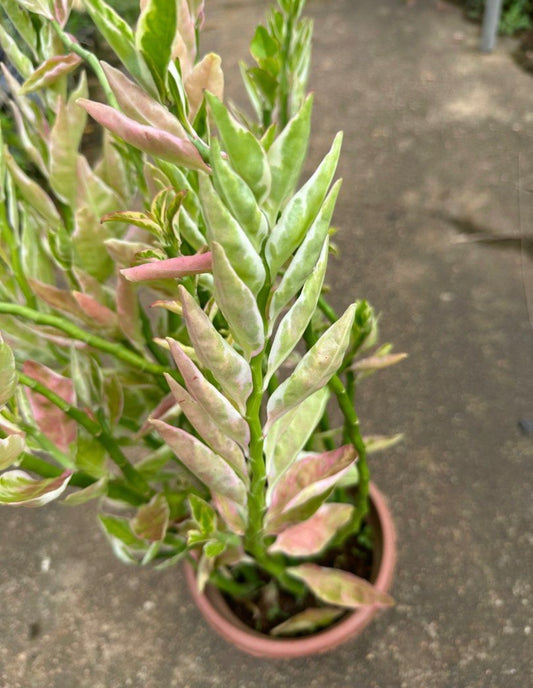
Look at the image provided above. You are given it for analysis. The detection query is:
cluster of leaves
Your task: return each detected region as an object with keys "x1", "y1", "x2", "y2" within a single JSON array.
[
  {"x1": 0, "y1": 0, "x2": 403, "y2": 636},
  {"x1": 465, "y1": 0, "x2": 533, "y2": 34}
]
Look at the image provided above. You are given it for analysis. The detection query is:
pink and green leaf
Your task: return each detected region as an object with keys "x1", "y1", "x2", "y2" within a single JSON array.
[
  {"x1": 179, "y1": 286, "x2": 252, "y2": 414},
  {"x1": 19, "y1": 53, "x2": 81, "y2": 95},
  {"x1": 185, "y1": 52, "x2": 224, "y2": 121},
  {"x1": 77, "y1": 99, "x2": 210, "y2": 172},
  {"x1": 287, "y1": 564, "x2": 394, "y2": 608},
  {"x1": 0, "y1": 469, "x2": 72, "y2": 507},
  {"x1": 131, "y1": 493, "x2": 170, "y2": 542},
  {"x1": 120, "y1": 252, "x2": 212, "y2": 282},
  {"x1": 150, "y1": 419, "x2": 246, "y2": 504},
  {"x1": 269, "y1": 503, "x2": 354, "y2": 556},
  {"x1": 0, "y1": 334, "x2": 17, "y2": 408},
  {"x1": 0, "y1": 434, "x2": 25, "y2": 470},
  {"x1": 266, "y1": 303, "x2": 356, "y2": 431},
  {"x1": 22, "y1": 360, "x2": 77, "y2": 452},
  {"x1": 270, "y1": 606, "x2": 344, "y2": 637},
  {"x1": 167, "y1": 338, "x2": 249, "y2": 449}
]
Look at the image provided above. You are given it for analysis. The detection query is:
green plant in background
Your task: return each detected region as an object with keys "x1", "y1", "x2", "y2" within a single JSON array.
[
  {"x1": 0, "y1": 0, "x2": 404, "y2": 635},
  {"x1": 465, "y1": 0, "x2": 533, "y2": 34}
]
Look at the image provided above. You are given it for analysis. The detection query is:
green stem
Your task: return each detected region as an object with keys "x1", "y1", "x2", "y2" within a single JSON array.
[
  {"x1": 0, "y1": 303, "x2": 169, "y2": 376},
  {"x1": 18, "y1": 372, "x2": 152, "y2": 497},
  {"x1": 51, "y1": 20, "x2": 119, "y2": 109}
]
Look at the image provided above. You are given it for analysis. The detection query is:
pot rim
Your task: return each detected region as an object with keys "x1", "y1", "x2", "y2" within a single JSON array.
[{"x1": 184, "y1": 482, "x2": 397, "y2": 658}]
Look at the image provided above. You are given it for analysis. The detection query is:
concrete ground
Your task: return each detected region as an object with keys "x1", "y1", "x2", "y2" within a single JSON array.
[{"x1": 1, "y1": 1, "x2": 532, "y2": 686}]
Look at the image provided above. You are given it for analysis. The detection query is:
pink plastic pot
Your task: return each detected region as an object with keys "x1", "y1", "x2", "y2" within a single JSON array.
[{"x1": 184, "y1": 482, "x2": 397, "y2": 658}]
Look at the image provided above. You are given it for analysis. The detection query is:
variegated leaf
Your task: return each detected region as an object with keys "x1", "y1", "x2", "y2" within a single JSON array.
[
  {"x1": 206, "y1": 92, "x2": 271, "y2": 202},
  {"x1": 73, "y1": 206, "x2": 113, "y2": 282},
  {"x1": 120, "y1": 252, "x2": 212, "y2": 282},
  {"x1": 116, "y1": 272, "x2": 143, "y2": 346},
  {"x1": 0, "y1": 334, "x2": 17, "y2": 408},
  {"x1": 179, "y1": 286, "x2": 252, "y2": 414},
  {"x1": 269, "y1": 503, "x2": 354, "y2": 556},
  {"x1": 0, "y1": 469, "x2": 72, "y2": 508},
  {"x1": 265, "y1": 445, "x2": 356, "y2": 533},
  {"x1": 265, "y1": 239, "x2": 328, "y2": 385},
  {"x1": 212, "y1": 493, "x2": 246, "y2": 535},
  {"x1": 265, "y1": 387, "x2": 329, "y2": 486},
  {"x1": 211, "y1": 242, "x2": 264, "y2": 359},
  {"x1": 101, "y1": 61, "x2": 187, "y2": 139},
  {"x1": 287, "y1": 564, "x2": 394, "y2": 608},
  {"x1": 77, "y1": 99, "x2": 210, "y2": 172},
  {"x1": 265, "y1": 133, "x2": 342, "y2": 279},
  {"x1": 164, "y1": 374, "x2": 247, "y2": 481},
  {"x1": 167, "y1": 339, "x2": 249, "y2": 449},
  {"x1": 266, "y1": 94, "x2": 313, "y2": 219},
  {"x1": 209, "y1": 138, "x2": 268, "y2": 251},
  {"x1": 49, "y1": 72, "x2": 88, "y2": 205},
  {"x1": 61, "y1": 477, "x2": 108, "y2": 506},
  {"x1": 135, "y1": 0, "x2": 177, "y2": 94},
  {"x1": 23, "y1": 361, "x2": 77, "y2": 452},
  {"x1": 270, "y1": 607, "x2": 344, "y2": 637},
  {"x1": 19, "y1": 53, "x2": 81, "y2": 95},
  {"x1": 268, "y1": 180, "x2": 341, "y2": 324},
  {"x1": 150, "y1": 419, "x2": 246, "y2": 504},
  {"x1": 185, "y1": 53, "x2": 224, "y2": 121},
  {"x1": 265, "y1": 303, "x2": 356, "y2": 430},
  {"x1": 0, "y1": 434, "x2": 25, "y2": 470},
  {"x1": 5, "y1": 152, "x2": 61, "y2": 225},
  {"x1": 351, "y1": 352, "x2": 408, "y2": 372},
  {"x1": 200, "y1": 174, "x2": 265, "y2": 295},
  {"x1": 131, "y1": 493, "x2": 170, "y2": 542}
]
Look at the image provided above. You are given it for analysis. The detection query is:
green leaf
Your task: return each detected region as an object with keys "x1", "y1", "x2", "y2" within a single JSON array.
[
  {"x1": 250, "y1": 25, "x2": 279, "y2": 62},
  {"x1": 266, "y1": 94, "x2": 313, "y2": 218},
  {"x1": 268, "y1": 180, "x2": 341, "y2": 324},
  {"x1": 265, "y1": 239, "x2": 328, "y2": 385},
  {"x1": 204, "y1": 539, "x2": 225, "y2": 558},
  {"x1": 206, "y1": 93, "x2": 271, "y2": 202},
  {"x1": 265, "y1": 303, "x2": 356, "y2": 430},
  {"x1": 287, "y1": 564, "x2": 394, "y2": 608},
  {"x1": 135, "y1": 0, "x2": 177, "y2": 95},
  {"x1": 14, "y1": 0, "x2": 52, "y2": 18},
  {"x1": 0, "y1": 470, "x2": 72, "y2": 507},
  {"x1": 0, "y1": 334, "x2": 17, "y2": 408},
  {"x1": 0, "y1": 434, "x2": 25, "y2": 470},
  {"x1": 0, "y1": 23, "x2": 33, "y2": 79},
  {"x1": 131, "y1": 493, "x2": 170, "y2": 542},
  {"x1": 83, "y1": 0, "x2": 154, "y2": 89},
  {"x1": 99, "y1": 514, "x2": 146, "y2": 549},
  {"x1": 264, "y1": 387, "x2": 329, "y2": 486},
  {"x1": 265, "y1": 133, "x2": 342, "y2": 278},
  {"x1": 5, "y1": 152, "x2": 61, "y2": 226},
  {"x1": 0, "y1": 0, "x2": 38, "y2": 55},
  {"x1": 73, "y1": 207, "x2": 113, "y2": 282},
  {"x1": 179, "y1": 286, "x2": 252, "y2": 415},
  {"x1": 61, "y1": 477, "x2": 108, "y2": 506},
  {"x1": 211, "y1": 242, "x2": 265, "y2": 359},
  {"x1": 189, "y1": 493, "x2": 217, "y2": 534},
  {"x1": 199, "y1": 173, "x2": 265, "y2": 295},
  {"x1": 209, "y1": 138, "x2": 268, "y2": 252},
  {"x1": 75, "y1": 436, "x2": 107, "y2": 478},
  {"x1": 150, "y1": 419, "x2": 246, "y2": 504}
]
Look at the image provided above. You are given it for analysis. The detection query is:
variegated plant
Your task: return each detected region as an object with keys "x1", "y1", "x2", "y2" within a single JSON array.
[{"x1": 0, "y1": 0, "x2": 404, "y2": 635}]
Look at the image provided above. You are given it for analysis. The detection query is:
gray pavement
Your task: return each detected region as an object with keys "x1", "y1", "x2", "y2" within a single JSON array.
[{"x1": 1, "y1": 1, "x2": 532, "y2": 686}]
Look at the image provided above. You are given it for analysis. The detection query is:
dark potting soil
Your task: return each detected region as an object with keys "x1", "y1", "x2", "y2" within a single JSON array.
[{"x1": 222, "y1": 526, "x2": 374, "y2": 636}]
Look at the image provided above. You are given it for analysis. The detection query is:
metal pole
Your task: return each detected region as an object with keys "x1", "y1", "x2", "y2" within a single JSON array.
[{"x1": 480, "y1": 0, "x2": 503, "y2": 52}]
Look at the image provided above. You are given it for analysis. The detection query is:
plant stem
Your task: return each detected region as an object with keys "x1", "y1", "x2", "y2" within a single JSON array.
[
  {"x1": 51, "y1": 20, "x2": 119, "y2": 109},
  {"x1": 18, "y1": 372, "x2": 152, "y2": 498},
  {"x1": 0, "y1": 303, "x2": 169, "y2": 376}
]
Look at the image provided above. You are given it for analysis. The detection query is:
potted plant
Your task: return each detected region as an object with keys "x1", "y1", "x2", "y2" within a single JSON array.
[{"x1": 0, "y1": 0, "x2": 405, "y2": 657}]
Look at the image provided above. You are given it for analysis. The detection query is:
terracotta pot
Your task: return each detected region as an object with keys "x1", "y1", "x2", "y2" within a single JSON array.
[{"x1": 184, "y1": 482, "x2": 397, "y2": 658}]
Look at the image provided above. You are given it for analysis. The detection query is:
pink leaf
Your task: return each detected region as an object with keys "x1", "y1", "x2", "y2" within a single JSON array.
[
  {"x1": 287, "y1": 564, "x2": 394, "y2": 608},
  {"x1": 269, "y1": 503, "x2": 354, "y2": 556},
  {"x1": 19, "y1": 54, "x2": 81, "y2": 95},
  {"x1": 23, "y1": 361, "x2": 77, "y2": 452},
  {"x1": 77, "y1": 99, "x2": 210, "y2": 172},
  {"x1": 212, "y1": 494, "x2": 246, "y2": 535},
  {"x1": 72, "y1": 292, "x2": 118, "y2": 329},
  {"x1": 266, "y1": 446, "x2": 356, "y2": 534},
  {"x1": 120, "y1": 252, "x2": 212, "y2": 282}
]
